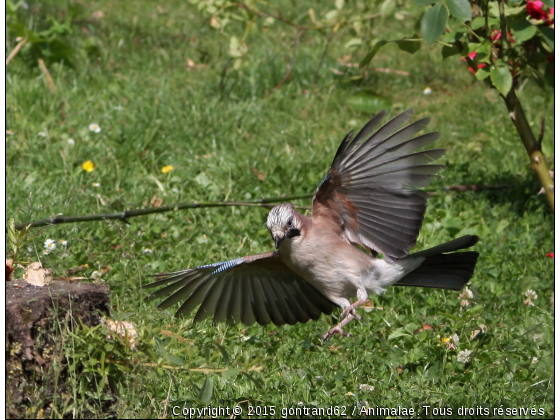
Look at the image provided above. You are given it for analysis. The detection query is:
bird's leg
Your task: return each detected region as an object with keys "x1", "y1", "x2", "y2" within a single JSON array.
[
  {"x1": 321, "y1": 311, "x2": 358, "y2": 341},
  {"x1": 340, "y1": 298, "x2": 367, "y2": 321}
]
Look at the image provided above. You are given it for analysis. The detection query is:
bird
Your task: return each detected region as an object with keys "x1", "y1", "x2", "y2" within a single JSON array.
[{"x1": 145, "y1": 109, "x2": 479, "y2": 340}]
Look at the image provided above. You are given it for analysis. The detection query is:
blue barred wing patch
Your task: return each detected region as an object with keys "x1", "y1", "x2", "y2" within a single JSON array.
[{"x1": 199, "y1": 258, "x2": 245, "y2": 275}]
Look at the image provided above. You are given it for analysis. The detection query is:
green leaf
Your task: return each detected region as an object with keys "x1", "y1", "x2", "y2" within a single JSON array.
[
  {"x1": 445, "y1": 0, "x2": 472, "y2": 21},
  {"x1": 215, "y1": 343, "x2": 230, "y2": 365},
  {"x1": 242, "y1": 372, "x2": 264, "y2": 389},
  {"x1": 439, "y1": 312, "x2": 460, "y2": 320},
  {"x1": 228, "y1": 35, "x2": 247, "y2": 58},
  {"x1": 495, "y1": 219, "x2": 510, "y2": 234},
  {"x1": 166, "y1": 354, "x2": 186, "y2": 366},
  {"x1": 441, "y1": 44, "x2": 460, "y2": 59},
  {"x1": 346, "y1": 91, "x2": 392, "y2": 113},
  {"x1": 490, "y1": 66, "x2": 513, "y2": 96},
  {"x1": 335, "y1": 0, "x2": 344, "y2": 10},
  {"x1": 468, "y1": 41, "x2": 491, "y2": 61},
  {"x1": 388, "y1": 328, "x2": 411, "y2": 340},
  {"x1": 359, "y1": 40, "x2": 388, "y2": 68},
  {"x1": 413, "y1": 0, "x2": 440, "y2": 6},
  {"x1": 325, "y1": 9, "x2": 339, "y2": 21},
  {"x1": 194, "y1": 172, "x2": 212, "y2": 188},
  {"x1": 539, "y1": 27, "x2": 554, "y2": 48},
  {"x1": 466, "y1": 305, "x2": 484, "y2": 315},
  {"x1": 542, "y1": 0, "x2": 554, "y2": 7},
  {"x1": 199, "y1": 375, "x2": 213, "y2": 403},
  {"x1": 395, "y1": 36, "x2": 422, "y2": 54},
  {"x1": 471, "y1": 17, "x2": 485, "y2": 30},
  {"x1": 344, "y1": 37, "x2": 362, "y2": 49},
  {"x1": 381, "y1": 0, "x2": 397, "y2": 18},
  {"x1": 475, "y1": 65, "x2": 491, "y2": 80},
  {"x1": 421, "y1": 4, "x2": 449, "y2": 44},
  {"x1": 510, "y1": 18, "x2": 537, "y2": 43},
  {"x1": 442, "y1": 30, "x2": 466, "y2": 42},
  {"x1": 7, "y1": 218, "x2": 17, "y2": 255}
]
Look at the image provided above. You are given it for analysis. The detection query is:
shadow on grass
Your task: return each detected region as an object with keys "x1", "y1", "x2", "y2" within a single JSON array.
[{"x1": 448, "y1": 163, "x2": 550, "y2": 216}]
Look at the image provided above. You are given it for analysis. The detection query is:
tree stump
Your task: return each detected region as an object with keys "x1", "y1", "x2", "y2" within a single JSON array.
[{"x1": 6, "y1": 280, "x2": 111, "y2": 418}]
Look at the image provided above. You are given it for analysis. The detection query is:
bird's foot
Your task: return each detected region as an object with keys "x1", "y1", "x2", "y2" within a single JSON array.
[
  {"x1": 340, "y1": 299, "x2": 367, "y2": 320},
  {"x1": 321, "y1": 311, "x2": 359, "y2": 341},
  {"x1": 321, "y1": 325, "x2": 353, "y2": 341}
]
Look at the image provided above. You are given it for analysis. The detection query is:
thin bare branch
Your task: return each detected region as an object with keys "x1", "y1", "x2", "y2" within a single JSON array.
[
  {"x1": 312, "y1": 24, "x2": 340, "y2": 90},
  {"x1": 11, "y1": 194, "x2": 313, "y2": 231},
  {"x1": 445, "y1": 185, "x2": 510, "y2": 191},
  {"x1": 38, "y1": 58, "x2": 58, "y2": 94},
  {"x1": 267, "y1": 28, "x2": 304, "y2": 97},
  {"x1": 11, "y1": 184, "x2": 516, "y2": 232},
  {"x1": 6, "y1": 36, "x2": 28, "y2": 66}
]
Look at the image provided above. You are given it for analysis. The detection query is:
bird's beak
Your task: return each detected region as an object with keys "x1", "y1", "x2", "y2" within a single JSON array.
[{"x1": 273, "y1": 232, "x2": 285, "y2": 249}]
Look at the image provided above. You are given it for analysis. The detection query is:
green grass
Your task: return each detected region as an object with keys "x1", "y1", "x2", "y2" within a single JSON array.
[{"x1": 6, "y1": 0, "x2": 554, "y2": 418}]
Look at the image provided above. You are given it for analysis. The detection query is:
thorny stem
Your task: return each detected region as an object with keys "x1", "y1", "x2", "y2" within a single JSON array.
[
  {"x1": 502, "y1": 89, "x2": 554, "y2": 210},
  {"x1": 497, "y1": 0, "x2": 554, "y2": 211}
]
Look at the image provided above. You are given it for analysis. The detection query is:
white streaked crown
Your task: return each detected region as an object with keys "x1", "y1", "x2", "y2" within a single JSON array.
[{"x1": 266, "y1": 203, "x2": 295, "y2": 231}]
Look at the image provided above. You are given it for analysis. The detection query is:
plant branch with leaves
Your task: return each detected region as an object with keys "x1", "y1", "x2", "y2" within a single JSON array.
[{"x1": 361, "y1": 0, "x2": 554, "y2": 210}]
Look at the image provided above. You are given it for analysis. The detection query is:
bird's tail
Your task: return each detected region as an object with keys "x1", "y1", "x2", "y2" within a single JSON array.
[{"x1": 395, "y1": 235, "x2": 479, "y2": 291}]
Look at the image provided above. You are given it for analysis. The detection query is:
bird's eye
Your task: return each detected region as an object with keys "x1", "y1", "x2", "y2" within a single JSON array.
[{"x1": 287, "y1": 218, "x2": 293, "y2": 228}]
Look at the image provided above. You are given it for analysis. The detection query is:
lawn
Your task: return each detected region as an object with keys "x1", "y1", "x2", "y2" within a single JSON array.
[{"x1": 5, "y1": 0, "x2": 554, "y2": 418}]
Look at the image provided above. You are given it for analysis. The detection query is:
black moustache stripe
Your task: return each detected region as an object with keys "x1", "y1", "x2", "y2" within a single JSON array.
[{"x1": 287, "y1": 229, "x2": 301, "y2": 238}]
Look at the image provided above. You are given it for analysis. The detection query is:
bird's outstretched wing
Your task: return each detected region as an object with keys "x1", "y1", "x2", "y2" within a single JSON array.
[
  {"x1": 312, "y1": 109, "x2": 445, "y2": 259},
  {"x1": 144, "y1": 252, "x2": 336, "y2": 326}
]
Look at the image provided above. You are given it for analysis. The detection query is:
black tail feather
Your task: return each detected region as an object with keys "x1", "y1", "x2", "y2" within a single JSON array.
[{"x1": 396, "y1": 235, "x2": 479, "y2": 291}]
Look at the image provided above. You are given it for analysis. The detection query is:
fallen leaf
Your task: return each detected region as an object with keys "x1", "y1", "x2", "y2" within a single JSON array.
[
  {"x1": 6, "y1": 259, "x2": 14, "y2": 282},
  {"x1": 105, "y1": 319, "x2": 138, "y2": 349},
  {"x1": 337, "y1": 55, "x2": 352, "y2": 64},
  {"x1": 66, "y1": 264, "x2": 89, "y2": 275},
  {"x1": 151, "y1": 195, "x2": 163, "y2": 207},
  {"x1": 250, "y1": 167, "x2": 266, "y2": 181},
  {"x1": 54, "y1": 276, "x2": 87, "y2": 283},
  {"x1": 23, "y1": 262, "x2": 53, "y2": 287},
  {"x1": 159, "y1": 329, "x2": 196, "y2": 344},
  {"x1": 470, "y1": 329, "x2": 481, "y2": 341},
  {"x1": 414, "y1": 323, "x2": 434, "y2": 335},
  {"x1": 91, "y1": 11, "x2": 103, "y2": 22}
]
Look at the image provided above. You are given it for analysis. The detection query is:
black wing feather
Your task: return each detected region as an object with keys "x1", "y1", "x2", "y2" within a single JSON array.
[{"x1": 144, "y1": 252, "x2": 336, "y2": 326}]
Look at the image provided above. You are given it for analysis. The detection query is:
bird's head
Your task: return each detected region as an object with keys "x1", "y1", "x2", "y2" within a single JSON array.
[{"x1": 266, "y1": 203, "x2": 303, "y2": 249}]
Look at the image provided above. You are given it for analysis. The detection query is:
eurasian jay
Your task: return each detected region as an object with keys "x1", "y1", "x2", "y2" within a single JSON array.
[{"x1": 145, "y1": 109, "x2": 479, "y2": 340}]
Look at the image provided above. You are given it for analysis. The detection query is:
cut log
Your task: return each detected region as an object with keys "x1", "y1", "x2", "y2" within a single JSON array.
[{"x1": 6, "y1": 280, "x2": 111, "y2": 418}]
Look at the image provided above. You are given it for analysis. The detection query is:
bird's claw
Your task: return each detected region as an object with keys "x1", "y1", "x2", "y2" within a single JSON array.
[
  {"x1": 321, "y1": 326, "x2": 353, "y2": 341},
  {"x1": 340, "y1": 308, "x2": 362, "y2": 322},
  {"x1": 340, "y1": 299, "x2": 366, "y2": 320}
]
